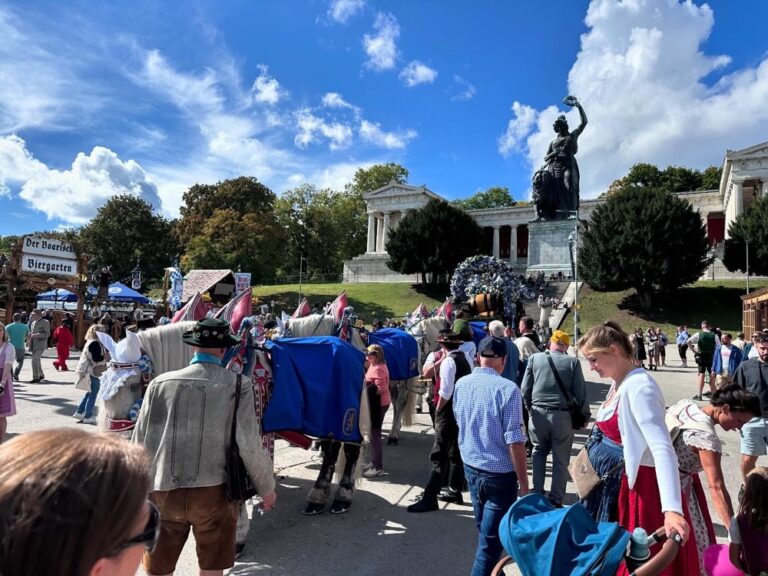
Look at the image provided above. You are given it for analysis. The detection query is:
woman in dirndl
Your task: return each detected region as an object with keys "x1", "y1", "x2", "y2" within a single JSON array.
[
  {"x1": 0, "y1": 323, "x2": 16, "y2": 443},
  {"x1": 578, "y1": 321, "x2": 695, "y2": 576}
]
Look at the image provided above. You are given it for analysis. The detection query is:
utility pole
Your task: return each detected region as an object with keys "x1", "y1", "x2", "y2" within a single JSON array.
[{"x1": 298, "y1": 253, "x2": 304, "y2": 308}]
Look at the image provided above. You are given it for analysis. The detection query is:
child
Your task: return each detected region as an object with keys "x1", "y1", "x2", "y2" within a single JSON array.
[
  {"x1": 52, "y1": 323, "x2": 74, "y2": 371},
  {"x1": 705, "y1": 466, "x2": 768, "y2": 575},
  {"x1": 730, "y1": 467, "x2": 768, "y2": 574}
]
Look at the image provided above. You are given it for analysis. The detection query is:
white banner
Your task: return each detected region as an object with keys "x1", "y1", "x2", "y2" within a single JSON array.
[
  {"x1": 22, "y1": 236, "x2": 77, "y2": 259},
  {"x1": 21, "y1": 254, "x2": 78, "y2": 278},
  {"x1": 234, "y1": 272, "x2": 252, "y2": 293}
]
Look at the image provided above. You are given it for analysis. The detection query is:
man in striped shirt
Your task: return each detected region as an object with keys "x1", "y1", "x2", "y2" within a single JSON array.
[{"x1": 453, "y1": 335, "x2": 529, "y2": 576}]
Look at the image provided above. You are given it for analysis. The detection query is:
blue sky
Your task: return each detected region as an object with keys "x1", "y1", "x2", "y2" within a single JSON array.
[{"x1": 2, "y1": 0, "x2": 768, "y2": 235}]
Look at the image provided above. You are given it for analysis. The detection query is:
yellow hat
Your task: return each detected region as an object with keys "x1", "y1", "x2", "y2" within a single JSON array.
[{"x1": 550, "y1": 330, "x2": 570, "y2": 346}]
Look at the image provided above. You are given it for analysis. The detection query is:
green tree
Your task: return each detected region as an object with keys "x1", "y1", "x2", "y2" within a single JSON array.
[
  {"x1": 661, "y1": 166, "x2": 702, "y2": 192},
  {"x1": 386, "y1": 199, "x2": 483, "y2": 284},
  {"x1": 722, "y1": 196, "x2": 768, "y2": 276},
  {"x1": 579, "y1": 187, "x2": 709, "y2": 307},
  {"x1": 699, "y1": 166, "x2": 723, "y2": 190},
  {"x1": 176, "y1": 176, "x2": 277, "y2": 246},
  {"x1": 452, "y1": 186, "x2": 516, "y2": 210},
  {"x1": 181, "y1": 209, "x2": 285, "y2": 281},
  {"x1": 175, "y1": 177, "x2": 285, "y2": 281},
  {"x1": 346, "y1": 163, "x2": 408, "y2": 195},
  {"x1": 624, "y1": 163, "x2": 664, "y2": 188},
  {"x1": 80, "y1": 195, "x2": 178, "y2": 285}
]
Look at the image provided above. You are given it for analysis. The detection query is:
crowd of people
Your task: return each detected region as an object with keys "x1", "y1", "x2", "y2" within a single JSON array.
[{"x1": 0, "y1": 310, "x2": 767, "y2": 576}]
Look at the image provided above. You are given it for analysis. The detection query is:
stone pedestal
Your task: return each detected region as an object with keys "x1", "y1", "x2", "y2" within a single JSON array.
[
  {"x1": 342, "y1": 253, "x2": 421, "y2": 283},
  {"x1": 526, "y1": 219, "x2": 582, "y2": 275}
]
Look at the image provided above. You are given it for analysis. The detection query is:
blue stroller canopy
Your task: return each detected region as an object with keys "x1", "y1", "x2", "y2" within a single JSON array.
[
  {"x1": 499, "y1": 494, "x2": 630, "y2": 576},
  {"x1": 367, "y1": 328, "x2": 419, "y2": 380}
]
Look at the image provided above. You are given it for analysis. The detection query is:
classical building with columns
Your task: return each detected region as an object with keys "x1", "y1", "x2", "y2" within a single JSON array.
[{"x1": 342, "y1": 141, "x2": 768, "y2": 283}]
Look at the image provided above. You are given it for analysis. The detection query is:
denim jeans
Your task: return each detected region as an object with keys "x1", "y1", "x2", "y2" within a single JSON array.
[
  {"x1": 464, "y1": 465, "x2": 519, "y2": 576},
  {"x1": 78, "y1": 376, "x2": 101, "y2": 418}
]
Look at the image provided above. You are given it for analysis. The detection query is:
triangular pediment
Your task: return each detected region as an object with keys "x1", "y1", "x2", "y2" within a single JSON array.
[
  {"x1": 726, "y1": 141, "x2": 768, "y2": 161},
  {"x1": 364, "y1": 181, "x2": 444, "y2": 201}
]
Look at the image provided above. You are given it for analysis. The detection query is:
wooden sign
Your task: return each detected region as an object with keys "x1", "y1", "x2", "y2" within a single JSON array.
[
  {"x1": 20, "y1": 254, "x2": 78, "y2": 278},
  {"x1": 22, "y1": 236, "x2": 77, "y2": 260}
]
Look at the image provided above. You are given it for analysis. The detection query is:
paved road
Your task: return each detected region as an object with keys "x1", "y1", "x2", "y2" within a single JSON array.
[{"x1": 6, "y1": 347, "x2": 762, "y2": 575}]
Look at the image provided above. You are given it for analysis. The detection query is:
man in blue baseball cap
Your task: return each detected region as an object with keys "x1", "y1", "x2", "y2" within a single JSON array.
[{"x1": 452, "y1": 335, "x2": 530, "y2": 576}]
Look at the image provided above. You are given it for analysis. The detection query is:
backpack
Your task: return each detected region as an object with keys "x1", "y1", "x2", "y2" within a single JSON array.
[{"x1": 698, "y1": 331, "x2": 716, "y2": 354}]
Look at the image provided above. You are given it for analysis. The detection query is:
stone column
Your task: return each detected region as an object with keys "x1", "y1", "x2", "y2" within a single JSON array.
[
  {"x1": 492, "y1": 226, "x2": 500, "y2": 258},
  {"x1": 510, "y1": 225, "x2": 518, "y2": 264},
  {"x1": 733, "y1": 181, "x2": 744, "y2": 218},
  {"x1": 366, "y1": 212, "x2": 376, "y2": 253},
  {"x1": 382, "y1": 212, "x2": 391, "y2": 252},
  {"x1": 376, "y1": 215, "x2": 384, "y2": 252}
]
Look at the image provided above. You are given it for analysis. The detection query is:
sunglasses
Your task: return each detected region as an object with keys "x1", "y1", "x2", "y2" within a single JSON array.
[{"x1": 108, "y1": 500, "x2": 161, "y2": 556}]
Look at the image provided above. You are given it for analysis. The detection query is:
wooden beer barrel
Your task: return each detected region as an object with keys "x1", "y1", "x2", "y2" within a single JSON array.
[{"x1": 468, "y1": 293, "x2": 499, "y2": 316}]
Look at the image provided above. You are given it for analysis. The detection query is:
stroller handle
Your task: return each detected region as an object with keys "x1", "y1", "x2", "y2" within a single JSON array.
[
  {"x1": 629, "y1": 528, "x2": 683, "y2": 576},
  {"x1": 490, "y1": 527, "x2": 682, "y2": 576}
]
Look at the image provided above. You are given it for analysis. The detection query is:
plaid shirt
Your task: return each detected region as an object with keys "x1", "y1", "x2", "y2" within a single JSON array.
[{"x1": 453, "y1": 367, "x2": 526, "y2": 474}]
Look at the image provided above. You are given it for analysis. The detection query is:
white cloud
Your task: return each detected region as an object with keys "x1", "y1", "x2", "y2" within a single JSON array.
[
  {"x1": 328, "y1": 0, "x2": 365, "y2": 24},
  {"x1": 400, "y1": 60, "x2": 438, "y2": 87},
  {"x1": 321, "y1": 92, "x2": 355, "y2": 110},
  {"x1": 499, "y1": 0, "x2": 768, "y2": 198},
  {"x1": 362, "y1": 12, "x2": 400, "y2": 71},
  {"x1": 498, "y1": 102, "x2": 539, "y2": 157},
  {"x1": 294, "y1": 108, "x2": 353, "y2": 150},
  {"x1": 0, "y1": 135, "x2": 161, "y2": 225},
  {"x1": 359, "y1": 119, "x2": 416, "y2": 149},
  {"x1": 251, "y1": 64, "x2": 285, "y2": 105},
  {"x1": 451, "y1": 75, "x2": 476, "y2": 101}
]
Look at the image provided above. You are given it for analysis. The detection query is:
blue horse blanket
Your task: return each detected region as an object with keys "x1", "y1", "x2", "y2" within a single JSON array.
[
  {"x1": 469, "y1": 321, "x2": 488, "y2": 346},
  {"x1": 368, "y1": 328, "x2": 419, "y2": 381},
  {"x1": 262, "y1": 336, "x2": 366, "y2": 443}
]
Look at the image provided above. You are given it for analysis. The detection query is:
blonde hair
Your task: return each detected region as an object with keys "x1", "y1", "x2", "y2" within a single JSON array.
[
  {"x1": 0, "y1": 429, "x2": 150, "y2": 576},
  {"x1": 366, "y1": 343, "x2": 386, "y2": 364},
  {"x1": 0, "y1": 322, "x2": 7, "y2": 344},
  {"x1": 578, "y1": 321, "x2": 632, "y2": 358}
]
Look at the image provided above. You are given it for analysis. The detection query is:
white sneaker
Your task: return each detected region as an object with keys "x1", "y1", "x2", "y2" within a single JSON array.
[
  {"x1": 363, "y1": 467, "x2": 387, "y2": 478},
  {"x1": 81, "y1": 416, "x2": 98, "y2": 425},
  {"x1": 362, "y1": 463, "x2": 374, "y2": 471},
  {"x1": 73, "y1": 411, "x2": 85, "y2": 420}
]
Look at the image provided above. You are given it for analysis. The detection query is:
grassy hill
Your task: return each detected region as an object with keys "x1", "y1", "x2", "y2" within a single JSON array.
[
  {"x1": 578, "y1": 279, "x2": 767, "y2": 335},
  {"x1": 251, "y1": 282, "x2": 445, "y2": 321},
  {"x1": 250, "y1": 278, "x2": 763, "y2": 334}
]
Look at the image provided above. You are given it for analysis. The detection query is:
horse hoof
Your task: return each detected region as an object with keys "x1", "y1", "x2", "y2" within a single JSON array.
[
  {"x1": 302, "y1": 502, "x2": 327, "y2": 516},
  {"x1": 330, "y1": 499, "x2": 351, "y2": 514}
]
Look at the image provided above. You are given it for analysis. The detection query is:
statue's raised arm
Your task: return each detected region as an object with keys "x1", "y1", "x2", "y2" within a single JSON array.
[{"x1": 563, "y1": 95, "x2": 587, "y2": 138}]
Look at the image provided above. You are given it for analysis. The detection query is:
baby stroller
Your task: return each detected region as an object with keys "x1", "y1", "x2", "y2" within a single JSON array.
[{"x1": 492, "y1": 494, "x2": 682, "y2": 576}]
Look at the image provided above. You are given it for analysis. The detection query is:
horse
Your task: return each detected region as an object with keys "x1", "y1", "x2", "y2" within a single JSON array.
[
  {"x1": 282, "y1": 313, "x2": 371, "y2": 515},
  {"x1": 97, "y1": 322, "x2": 196, "y2": 434}
]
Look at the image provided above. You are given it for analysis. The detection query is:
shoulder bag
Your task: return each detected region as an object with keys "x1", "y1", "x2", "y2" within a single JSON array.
[
  {"x1": 569, "y1": 439, "x2": 624, "y2": 500},
  {"x1": 544, "y1": 351, "x2": 588, "y2": 430},
  {"x1": 224, "y1": 375, "x2": 258, "y2": 501}
]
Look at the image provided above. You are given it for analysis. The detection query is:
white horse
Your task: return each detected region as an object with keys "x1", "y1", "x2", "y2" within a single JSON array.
[
  {"x1": 283, "y1": 313, "x2": 372, "y2": 515},
  {"x1": 97, "y1": 322, "x2": 196, "y2": 434}
]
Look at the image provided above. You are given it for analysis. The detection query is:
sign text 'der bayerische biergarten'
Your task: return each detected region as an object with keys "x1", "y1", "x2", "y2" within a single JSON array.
[{"x1": 22, "y1": 236, "x2": 77, "y2": 260}]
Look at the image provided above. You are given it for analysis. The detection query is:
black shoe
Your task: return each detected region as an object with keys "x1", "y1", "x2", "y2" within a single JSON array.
[
  {"x1": 302, "y1": 502, "x2": 326, "y2": 516},
  {"x1": 438, "y1": 489, "x2": 464, "y2": 505},
  {"x1": 702, "y1": 391, "x2": 713, "y2": 397},
  {"x1": 407, "y1": 497, "x2": 439, "y2": 513},
  {"x1": 387, "y1": 437, "x2": 398, "y2": 446},
  {"x1": 235, "y1": 542, "x2": 246, "y2": 559}
]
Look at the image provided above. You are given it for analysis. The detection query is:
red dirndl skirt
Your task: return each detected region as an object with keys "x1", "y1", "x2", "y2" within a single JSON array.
[{"x1": 616, "y1": 465, "x2": 700, "y2": 576}]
